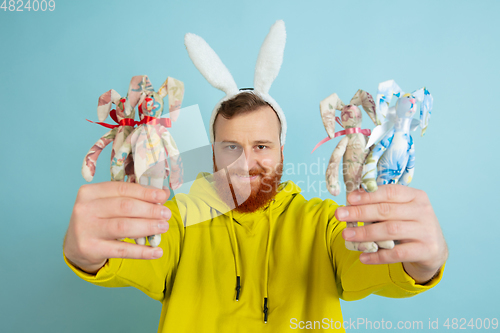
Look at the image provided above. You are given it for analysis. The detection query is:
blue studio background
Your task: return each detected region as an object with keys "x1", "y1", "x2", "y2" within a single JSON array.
[{"x1": 1, "y1": 0, "x2": 498, "y2": 332}]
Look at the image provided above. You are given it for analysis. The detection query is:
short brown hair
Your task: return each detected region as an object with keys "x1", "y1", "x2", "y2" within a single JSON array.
[{"x1": 213, "y1": 92, "x2": 281, "y2": 142}]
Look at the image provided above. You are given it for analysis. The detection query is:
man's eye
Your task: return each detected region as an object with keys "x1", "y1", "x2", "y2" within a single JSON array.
[
  {"x1": 257, "y1": 145, "x2": 267, "y2": 150},
  {"x1": 227, "y1": 145, "x2": 237, "y2": 150}
]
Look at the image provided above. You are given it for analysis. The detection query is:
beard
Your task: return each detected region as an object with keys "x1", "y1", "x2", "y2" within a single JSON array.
[{"x1": 212, "y1": 152, "x2": 283, "y2": 213}]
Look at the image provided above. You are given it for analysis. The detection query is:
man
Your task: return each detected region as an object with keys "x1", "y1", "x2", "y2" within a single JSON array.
[
  {"x1": 63, "y1": 20, "x2": 447, "y2": 332},
  {"x1": 63, "y1": 90, "x2": 447, "y2": 332}
]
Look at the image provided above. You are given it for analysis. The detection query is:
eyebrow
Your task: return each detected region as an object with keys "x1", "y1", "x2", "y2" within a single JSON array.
[{"x1": 220, "y1": 140, "x2": 275, "y2": 145}]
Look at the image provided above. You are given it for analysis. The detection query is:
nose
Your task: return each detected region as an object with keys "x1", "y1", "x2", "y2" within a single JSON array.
[
  {"x1": 220, "y1": 145, "x2": 257, "y2": 174},
  {"x1": 242, "y1": 146, "x2": 259, "y2": 172}
]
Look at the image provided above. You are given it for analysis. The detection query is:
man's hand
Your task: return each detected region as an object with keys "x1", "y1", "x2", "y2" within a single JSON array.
[
  {"x1": 63, "y1": 182, "x2": 171, "y2": 274},
  {"x1": 335, "y1": 185, "x2": 448, "y2": 284}
]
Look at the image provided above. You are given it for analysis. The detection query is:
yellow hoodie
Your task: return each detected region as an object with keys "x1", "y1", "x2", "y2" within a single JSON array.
[{"x1": 63, "y1": 172, "x2": 444, "y2": 332}]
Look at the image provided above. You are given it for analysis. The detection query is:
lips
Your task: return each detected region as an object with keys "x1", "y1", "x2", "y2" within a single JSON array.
[
  {"x1": 237, "y1": 174, "x2": 259, "y2": 178},
  {"x1": 233, "y1": 174, "x2": 261, "y2": 181}
]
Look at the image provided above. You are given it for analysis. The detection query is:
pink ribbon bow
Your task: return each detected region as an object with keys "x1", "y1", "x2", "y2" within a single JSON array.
[{"x1": 311, "y1": 117, "x2": 371, "y2": 154}]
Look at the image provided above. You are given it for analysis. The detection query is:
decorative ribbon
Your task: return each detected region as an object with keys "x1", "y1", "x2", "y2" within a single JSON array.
[
  {"x1": 140, "y1": 115, "x2": 171, "y2": 127},
  {"x1": 311, "y1": 127, "x2": 372, "y2": 154},
  {"x1": 86, "y1": 117, "x2": 139, "y2": 129},
  {"x1": 86, "y1": 114, "x2": 172, "y2": 129}
]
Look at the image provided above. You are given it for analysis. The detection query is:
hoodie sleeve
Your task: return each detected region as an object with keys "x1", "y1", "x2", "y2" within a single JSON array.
[
  {"x1": 63, "y1": 197, "x2": 185, "y2": 302},
  {"x1": 326, "y1": 203, "x2": 445, "y2": 301}
]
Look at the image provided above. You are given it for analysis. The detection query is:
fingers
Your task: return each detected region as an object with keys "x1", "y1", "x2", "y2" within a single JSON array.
[
  {"x1": 100, "y1": 240, "x2": 165, "y2": 260},
  {"x1": 358, "y1": 242, "x2": 426, "y2": 265},
  {"x1": 342, "y1": 221, "x2": 423, "y2": 243},
  {"x1": 77, "y1": 181, "x2": 169, "y2": 204},
  {"x1": 92, "y1": 197, "x2": 172, "y2": 219},
  {"x1": 347, "y1": 184, "x2": 418, "y2": 206},
  {"x1": 99, "y1": 218, "x2": 169, "y2": 240},
  {"x1": 66, "y1": 182, "x2": 174, "y2": 272},
  {"x1": 162, "y1": 186, "x2": 171, "y2": 199},
  {"x1": 336, "y1": 201, "x2": 419, "y2": 223}
]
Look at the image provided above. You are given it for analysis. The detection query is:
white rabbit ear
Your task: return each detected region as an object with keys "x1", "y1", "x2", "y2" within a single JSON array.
[
  {"x1": 97, "y1": 89, "x2": 121, "y2": 122},
  {"x1": 320, "y1": 93, "x2": 344, "y2": 139},
  {"x1": 184, "y1": 33, "x2": 238, "y2": 96},
  {"x1": 376, "y1": 80, "x2": 404, "y2": 124},
  {"x1": 254, "y1": 20, "x2": 286, "y2": 95}
]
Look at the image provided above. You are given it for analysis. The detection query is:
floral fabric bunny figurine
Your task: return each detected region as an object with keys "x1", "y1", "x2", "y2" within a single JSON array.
[
  {"x1": 362, "y1": 80, "x2": 433, "y2": 190},
  {"x1": 312, "y1": 89, "x2": 384, "y2": 252},
  {"x1": 360, "y1": 79, "x2": 433, "y2": 251},
  {"x1": 111, "y1": 75, "x2": 184, "y2": 247},
  {"x1": 81, "y1": 75, "x2": 145, "y2": 183}
]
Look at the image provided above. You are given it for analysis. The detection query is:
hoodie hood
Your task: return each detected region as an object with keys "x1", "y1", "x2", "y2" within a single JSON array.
[{"x1": 173, "y1": 171, "x2": 301, "y2": 323}]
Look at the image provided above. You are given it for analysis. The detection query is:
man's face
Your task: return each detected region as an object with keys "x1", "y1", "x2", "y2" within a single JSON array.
[{"x1": 212, "y1": 105, "x2": 284, "y2": 213}]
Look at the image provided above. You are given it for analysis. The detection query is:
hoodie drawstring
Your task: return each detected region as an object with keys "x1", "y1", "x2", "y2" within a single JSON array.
[
  {"x1": 228, "y1": 209, "x2": 242, "y2": 301},
  {"x1": 225, "y1": 199, "x2": 276, "y2": 323},
  {"x1": 263, "y1": 199, "x2": 275, "y2": 323}
]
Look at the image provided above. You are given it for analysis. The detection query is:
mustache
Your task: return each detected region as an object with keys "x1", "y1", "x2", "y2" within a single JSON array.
[
  {"x1": 222, "y1": 162, "x2": 283, "y2": 177},
  {"x1": 229, "y1": 168, "x2": 265, "y2": 176},
  {"x1": 212, "y1": 152, "x2": 283, "y2": 177},
  {"x1": 227, "y1": 164, "x2": 280, "y2": 177}
]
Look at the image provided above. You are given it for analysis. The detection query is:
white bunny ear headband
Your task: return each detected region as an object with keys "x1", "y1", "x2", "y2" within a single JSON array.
[{"x1": 184, "y1": 20, "x2": 287, "y2": 145}]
